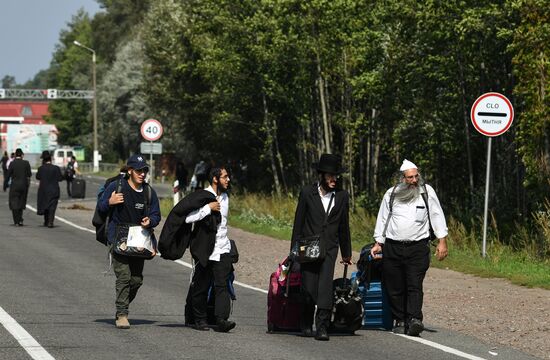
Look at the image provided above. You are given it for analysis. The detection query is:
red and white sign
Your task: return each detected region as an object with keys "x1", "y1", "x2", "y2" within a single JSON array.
[
  {"x1": 140, "y1": 119, "x2": 163, "y2": 141},
  {"x1": 470, "y1": 92, "x2": 514, "y2": 137}
]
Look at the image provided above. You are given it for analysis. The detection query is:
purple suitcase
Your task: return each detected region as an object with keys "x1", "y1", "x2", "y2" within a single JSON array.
[{"x1": 267, "y1": 257, "x2": 302, "y2": 332}]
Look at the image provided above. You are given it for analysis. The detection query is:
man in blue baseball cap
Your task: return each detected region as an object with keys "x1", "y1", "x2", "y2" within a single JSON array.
[{"x1": 98, "y1": 154, "x2": 161, "y2": 329}]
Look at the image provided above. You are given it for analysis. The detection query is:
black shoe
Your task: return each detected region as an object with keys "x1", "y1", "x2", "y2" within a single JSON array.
[
  {"x1": 407, "y1": 318, "x2": 424, "y2": 336},
  {"x1": 215, "y1": 319, "x2": 236, "y2": 333},
  {"x1": 315, "y1": 326, "x2": 329, "y2": 341},
  {"x1": 47, "y1": 224, "x2": 54, "y2": 228},
  {"x1": 18, "y1": 221, "x2": 24, "y2": 226},
  {"x1": 193, "y1": 320, "x2": 210, "y2": 331},
  {"x1": 392, "y1": 321, "x2": 406, "y2": 334},
  {"x1": 299, "y1": 327, "x2": 314, "y2": 337}
]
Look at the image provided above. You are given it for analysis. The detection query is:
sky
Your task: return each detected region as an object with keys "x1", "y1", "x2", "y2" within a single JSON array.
[{"x1": 0, "y1": 0, "x2": 101, "y2": 84}]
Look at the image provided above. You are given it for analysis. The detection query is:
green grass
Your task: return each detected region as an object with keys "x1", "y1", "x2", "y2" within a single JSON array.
[{"x1": 160, "y1": 194, "x2": 550, "y2": 290}]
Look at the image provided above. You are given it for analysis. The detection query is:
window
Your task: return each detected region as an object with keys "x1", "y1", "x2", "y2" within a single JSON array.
[{"x1": 21, "y1": 106, "x2": 32, "y2": 116}]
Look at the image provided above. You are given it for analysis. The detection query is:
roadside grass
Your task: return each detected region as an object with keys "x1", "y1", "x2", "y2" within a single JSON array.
[{"x1": 160, "y1": 194, "x2": 550, "y2": 290}]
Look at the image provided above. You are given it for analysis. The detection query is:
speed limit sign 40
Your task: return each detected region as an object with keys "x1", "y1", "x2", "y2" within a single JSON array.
[{"x1": 141, "y1": 119, "x2": 163, "y2": 141}]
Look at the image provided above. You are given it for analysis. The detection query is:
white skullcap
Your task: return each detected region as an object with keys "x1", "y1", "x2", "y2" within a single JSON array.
[{"x1": 400, "y1": 159, "x2": 417, "y2": 172}]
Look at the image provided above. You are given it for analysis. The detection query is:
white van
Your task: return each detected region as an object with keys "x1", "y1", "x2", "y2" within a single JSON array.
[{"x1": 52, "y1": 147, "x2": 75, "y2": 167}]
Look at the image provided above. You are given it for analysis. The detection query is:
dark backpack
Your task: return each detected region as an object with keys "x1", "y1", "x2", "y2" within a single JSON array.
[{"x1": 65, "y1": 162, "x2": 75, "y2": 180}]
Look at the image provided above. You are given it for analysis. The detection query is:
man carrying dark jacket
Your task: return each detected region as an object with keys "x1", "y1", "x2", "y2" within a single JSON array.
[
  {"x1": 290, "y1": 153, "x2": 352, "y2": 341},
  {"x1": 159, "y1": 165, "x2": 236, "y2": 332},
  {"x1": 98, "y1": 154, "x2": 161, "y2": 329}
]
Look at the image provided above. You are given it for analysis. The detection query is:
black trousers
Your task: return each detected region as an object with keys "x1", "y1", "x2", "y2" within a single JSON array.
[
  {"x1": 382, "y1": 239, "x2": 430, "y2": 323},
  {"x1": 43, "y1": 208, "x2": 56, "y2": 226},
  {"x1": 66, "y1": 179, "x2": 73, "y2": 197},
  {"x1": 12, "y1": 209, "x2": 23, "y2": 224},
  {"x1": 300, "y1": 246, "x2": 338, "y2": 329},
  {"x1": 191, "y1": 254, "x2": 233, "y2": 322}
]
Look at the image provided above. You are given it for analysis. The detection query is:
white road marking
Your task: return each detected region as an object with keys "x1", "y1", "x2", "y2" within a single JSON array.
[
  {"x1": 394, "y1": 333, "x2": 488, "y2": 360},
  {"x1": 0, "y1": 306, "x2": 55, "y2": 360},
  {"x1": 21, "y1": 204, "x2": 489, "y2": 360}
]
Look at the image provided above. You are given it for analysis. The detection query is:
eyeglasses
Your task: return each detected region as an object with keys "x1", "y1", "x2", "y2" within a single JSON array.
[
  {"x1": 220, "y1": 175, "x2": 230, "y2": 180},
  {"x1": 325, "y1": 173, "x2": 340, "y2": 179},
  {"x1": 134, "y1": 168, "x2": 148, "y2": 174},
  {"x1": 404, "y1": 174, "x2": 420, "y2": 180}
]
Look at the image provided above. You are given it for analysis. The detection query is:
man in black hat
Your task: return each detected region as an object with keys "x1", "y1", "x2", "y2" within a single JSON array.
[
  {"x1": 290, "y1": 153, "x2": 352, "y2": 341},
  {"x1": 7, "y1": 148, "x2": 31, "y2": 226}
]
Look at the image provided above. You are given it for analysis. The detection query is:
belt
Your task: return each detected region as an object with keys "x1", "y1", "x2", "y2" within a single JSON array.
[{"x1": 386, "y1": 238, "x2": 429, "y2": 245}]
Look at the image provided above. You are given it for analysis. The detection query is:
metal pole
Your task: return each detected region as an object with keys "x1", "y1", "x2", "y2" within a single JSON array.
[
  {"x1": 92, "y1": 52, "x2": 99, "y2": 173},
  {"x1": 149, "y1": 141, "x2": 153, "y2": 185},
  {"x1": 482, "y1": 137, "x2": 492, "y2": 258}
]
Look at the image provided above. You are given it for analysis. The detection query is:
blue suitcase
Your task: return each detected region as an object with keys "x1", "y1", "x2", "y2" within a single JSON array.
[{"x1": 352, "y1": 273, "x2": 392, "y2": 330}]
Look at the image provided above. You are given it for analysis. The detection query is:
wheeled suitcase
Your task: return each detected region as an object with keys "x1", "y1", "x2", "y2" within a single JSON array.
[
  {"x1": 267, "y1": 257, "x2": 302, "y2": 332},
  {"x1": 352, "y1": 244, "x2": 392, "y2": 330},
  {"x1": 330, "y1": 264, "x2": 364, "y2": 334},
  {"x1": 72, "y1": 178, "x2": 86, "y2": 198}
]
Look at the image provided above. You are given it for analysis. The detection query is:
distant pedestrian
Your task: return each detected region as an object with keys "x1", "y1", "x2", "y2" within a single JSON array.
[
  {"x1": 36, "y1": 151, "x2": 63, "y2": 228},
  {"x1": 1, "y1": 151, "x2": 9, "y2": 192},
  {"x1": 175, "y1": 160, "x2": 188, "y2": 197},
  {"x1": 371, "y1": 159, "x2": 448, "y2": 336},
  {"x1": 65, "y1": 155, "x2": 80, "y2": 197},
  {"x1": 193, "y1": 160, "x2": 209, "y2": 189},
  {"x1": 290, "y1": 153, "x2": 352, "y2": 341},
  {"x1": 7, "y1": 148, "x2": 31, "y2": 226},
  {"x1": 97, "y1": 154, "x2": 161, "y2": 329}
]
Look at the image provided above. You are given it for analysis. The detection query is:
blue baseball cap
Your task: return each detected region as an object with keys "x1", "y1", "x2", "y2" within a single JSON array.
[{"x1": 126, "y1": 154, "x2": 149, "y2": 170}]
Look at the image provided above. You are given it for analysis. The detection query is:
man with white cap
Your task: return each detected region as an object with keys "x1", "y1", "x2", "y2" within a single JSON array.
[{"x1": 371, "y1": 159, "x2": 448, "y2": 336}]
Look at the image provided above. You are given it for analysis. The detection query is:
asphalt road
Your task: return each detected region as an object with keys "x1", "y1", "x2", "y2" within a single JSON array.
[{"x1": 0, "y1": 177, "x2": 541, "y2": 360}]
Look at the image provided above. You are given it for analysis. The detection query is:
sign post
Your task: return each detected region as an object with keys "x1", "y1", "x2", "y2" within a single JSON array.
[
  {"x1": 140, "y1": 119, "x2": 163, "y2": 185},
  {"x1": 470, "y1": 92, "x2": 514, "y2": 258}
]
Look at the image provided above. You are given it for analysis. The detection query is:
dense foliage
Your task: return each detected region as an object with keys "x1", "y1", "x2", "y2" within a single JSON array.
[{"x1": 12, "y1": 0, "x2": 549, "y2": 255}]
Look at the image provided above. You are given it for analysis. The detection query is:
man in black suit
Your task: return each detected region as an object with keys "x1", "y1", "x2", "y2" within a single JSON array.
[
  {"x1": 290, "y1": 153, "x2": 352, "y2": 341},
  {"x1": 7, "y1": 148, "x2": 31, "y2": 226}
]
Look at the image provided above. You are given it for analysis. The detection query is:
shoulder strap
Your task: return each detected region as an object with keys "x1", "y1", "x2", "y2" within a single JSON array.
[
  {"x1": 421, "y1": 184, "x2": 434, "y2": 237},
  {"x1": 144, "y1": 183, "x2": 151, "y2": 216},
  {"x1": 382, "y1": 185, "x2": 398, "y2": 238}
]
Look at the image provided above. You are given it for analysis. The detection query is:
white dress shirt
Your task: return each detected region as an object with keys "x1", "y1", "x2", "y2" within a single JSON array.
[
  {"x1": 185, "y1": 186, "x2": 231, "y2": 261},
  {"x1": 373, "y1": 184, "x2": 448, "y2": 244},
  {"x1": 318, "y1": 184, "x2": 335, "y2": 214}
]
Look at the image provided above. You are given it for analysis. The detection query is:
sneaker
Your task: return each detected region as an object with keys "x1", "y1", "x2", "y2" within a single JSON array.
[
  {"x1": 115, "y1": 315, "x2": 130, "y2": 329},
  {"x1": 392, "y1": 321, "x2": 406, "y2": 334},
  {"x1": 194, "y1": 320, "x2": 210, "y2": 331},
  {"x1": 314, "y1": 326, "x2": 329, "y2": 341},
  {"x1": 299, "y1": 327, "x2": 314, "y2": 337},
  {"x1": 215, "y1": 319, "x2": 236, "y2": 333},
  {"x1": 407, "y1": 318, "x2": 424, "y2": 336}
]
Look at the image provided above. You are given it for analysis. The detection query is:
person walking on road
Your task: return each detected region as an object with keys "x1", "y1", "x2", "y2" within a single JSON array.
[
  {"x1": 290, "y1": 153, "x2": 352, "y2": 341},
  {"x1": 36, "y1": 151, "x2": 64, "y2": 228},
  {"x1": 7, "y1": 148, "x2": 31, "y2": 226},
  {"x1": 1, "y1": 151, "x2": 9, "y2": 192},
  {"x1": 370, "y1": 159, "x2": 448, "y2": 336},
  {"x1": 98, "y1": 154, "x2": 161, "y2": 329},
  {"x1": 185, "y1": 166, "x2": 236, "y2": 332},
  {"x1": 65, "y1": 155, "x2": 80, "y2": 197}
]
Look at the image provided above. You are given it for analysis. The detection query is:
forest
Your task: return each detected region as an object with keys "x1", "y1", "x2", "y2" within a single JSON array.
[{"x1": 4, "y1": 0, "x2": 549, "y2": 256}]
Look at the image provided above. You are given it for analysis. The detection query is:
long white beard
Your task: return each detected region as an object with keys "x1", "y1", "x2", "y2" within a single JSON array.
[{"x1": 394, "y1": 182, "x2": 422, "y2": 203}]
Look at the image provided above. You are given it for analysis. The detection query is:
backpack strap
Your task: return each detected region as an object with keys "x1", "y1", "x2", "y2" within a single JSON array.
[
  {"x1": 382, "y1": 185, "x2": 398, "y2": 238},
  {"x1": 421, "y1": 184, "x2": 436, "y2": 241}
]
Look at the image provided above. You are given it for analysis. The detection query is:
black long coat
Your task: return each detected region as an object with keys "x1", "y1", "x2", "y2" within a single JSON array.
[
  {"x1": 7, "y1": 158, "x2": 31, "y2": 210},
  {"x1": 290, "y1": 183, "x2": 351, "y2": 309},
  {"x1": 159, "y1": 189, "x2": 219, "y2": 265},
  {"x1": 36, "y1": 163, "x2": 63, "y2": 215}
]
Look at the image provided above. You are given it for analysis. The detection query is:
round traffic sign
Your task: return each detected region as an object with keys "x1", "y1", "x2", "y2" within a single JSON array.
[
  {"x1": 470, "y1": 92, "x2": 514, "y2": 137},
  {"x1": 140, "y1": 119, "x2": 163, "y2": 141}
]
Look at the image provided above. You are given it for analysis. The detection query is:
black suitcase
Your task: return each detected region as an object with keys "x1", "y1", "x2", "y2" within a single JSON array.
[
  {"x1": 72, "y1": 178, "x2": 86, "y2": 198},
  {"x1": 330, "y1": 264, "x2": 364, "y2": 334}
]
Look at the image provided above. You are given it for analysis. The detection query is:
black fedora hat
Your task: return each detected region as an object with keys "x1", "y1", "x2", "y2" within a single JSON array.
[{"x1": 313, "y1": 153, "x2": 346, "y2": 174}]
